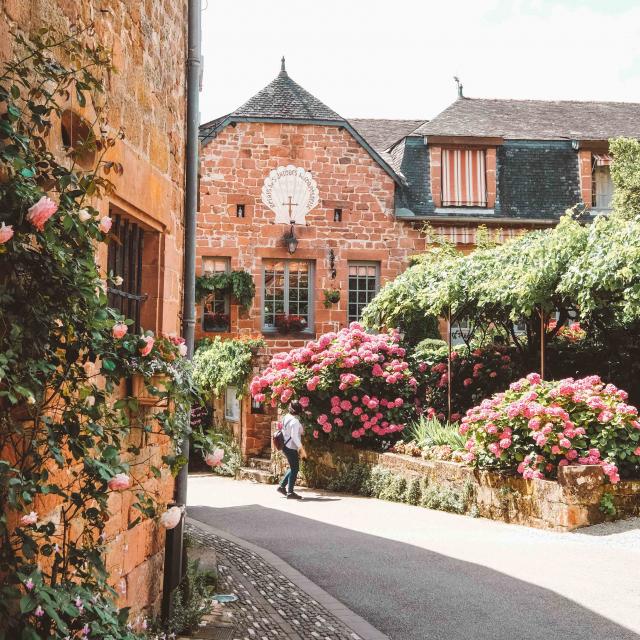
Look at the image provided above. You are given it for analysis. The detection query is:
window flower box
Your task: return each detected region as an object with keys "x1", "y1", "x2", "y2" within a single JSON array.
[
  {"x1": 203, "y1": 311, "x2": 230, "y2": 333},
  {"x1": 274, "y1": 314, "x2": 307, "y2": 334}
]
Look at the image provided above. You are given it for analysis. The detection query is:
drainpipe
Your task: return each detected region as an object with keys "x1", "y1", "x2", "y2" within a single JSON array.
[{"x1": 162, "y1": 0, "x2": 201, "y2": 619}]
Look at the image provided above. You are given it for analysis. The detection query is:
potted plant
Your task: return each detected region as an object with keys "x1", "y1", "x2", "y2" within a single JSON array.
[{"x1": 323, "y1": 288, "x2": 341, "y2": 308}]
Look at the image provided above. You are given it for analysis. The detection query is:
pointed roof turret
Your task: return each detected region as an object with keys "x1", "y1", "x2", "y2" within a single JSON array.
[{"x1": 230, "y1": 59, "x2": 343, "y2": 121}]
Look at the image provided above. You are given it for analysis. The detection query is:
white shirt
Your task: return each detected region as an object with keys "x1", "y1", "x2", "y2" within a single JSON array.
[{"x1": 281, "y1": 413, "x2": 303, "y2": 450}]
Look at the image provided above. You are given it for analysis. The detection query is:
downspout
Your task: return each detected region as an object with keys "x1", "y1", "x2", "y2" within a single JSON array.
[{"x1": 162, "y1": 0, "x2": 201, "y2": 619}]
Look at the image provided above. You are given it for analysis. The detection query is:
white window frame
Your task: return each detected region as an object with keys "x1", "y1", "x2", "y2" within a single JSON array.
[{"x1": 224, "y1": 386, "x2": 241, "y2": 422}]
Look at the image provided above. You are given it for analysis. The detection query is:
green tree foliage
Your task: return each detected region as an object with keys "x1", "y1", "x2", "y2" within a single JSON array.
[{"x1": 192, "y1": 337, "x2": 264, "y2": 400}]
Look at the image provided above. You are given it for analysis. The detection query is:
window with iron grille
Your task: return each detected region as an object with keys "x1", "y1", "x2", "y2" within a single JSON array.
[
  {"x1": 202, "y1": 257, "x2": 230, "y2": 332},
  {"x1": 107, "y1": 213, "x2": 146, "y2": 332},
  {"x1": 348, "y1": 262, "x2": 379, "y2": 324}
]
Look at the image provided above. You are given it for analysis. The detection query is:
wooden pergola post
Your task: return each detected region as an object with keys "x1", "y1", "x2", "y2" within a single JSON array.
[
  {"x1": 447, "y1": 306, "x2": 452, "y2": 422},
  {"x1": 540, "y1": 306, "x2": 546, "y2": 380}
]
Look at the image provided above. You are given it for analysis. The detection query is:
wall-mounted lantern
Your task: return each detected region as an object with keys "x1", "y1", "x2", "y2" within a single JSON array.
[{"x1": 285, "y1": 224, "x2": 298, "y2": 254}]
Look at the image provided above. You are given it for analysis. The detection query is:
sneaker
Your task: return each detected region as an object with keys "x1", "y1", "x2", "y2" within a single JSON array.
[
  {"x1": 277, "y1": 486, "x2": 287, "y2": 496},
  {"x1": 286, "y1": 491, "x2": 302, "y2": 500}
]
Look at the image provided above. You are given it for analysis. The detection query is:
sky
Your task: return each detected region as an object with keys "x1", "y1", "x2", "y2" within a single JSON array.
[{"x1": 200, "y1": 0, "x2": 640, "y2": 124}]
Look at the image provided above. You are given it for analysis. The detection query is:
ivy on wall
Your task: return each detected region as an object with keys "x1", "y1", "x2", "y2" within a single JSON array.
[{"x1": 195, "y1": 271, "x2": 255, "y2": 310}]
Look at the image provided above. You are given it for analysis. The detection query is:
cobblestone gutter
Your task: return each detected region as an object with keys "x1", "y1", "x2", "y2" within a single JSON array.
[{"x1": 184, "y1": 520, "x2": 388, "y2": 640}]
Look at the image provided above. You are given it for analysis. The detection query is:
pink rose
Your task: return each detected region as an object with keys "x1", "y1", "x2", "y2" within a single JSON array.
[
  {"x1": 108, "y1": 473, "x2": 131, "y2": 491},
  {"x1": 299, "y1": 396, "x2": 310, "y2": 408},
  {"x1": 0, "y1": 222, "x2": 13, "y2": 244},
  {"x1": 559, "y1": 438, "x2": 571, "y2": 449},
  {"x1": 160, "y1": 506, "x2": 182, "y2": 529},
  {"x1": 313, "y1": 430, "x2": 319, "y2": 439},
  {"x1": 112, "y1": 322, "x2": 128, "y2": 339},
  {"x1": 463, "y1": 378, "x2": 473, "y2": 387},
  {"x1": 99, "y1": 216, "x2": 113, "y2": 233},
  {"x1": 499, "y1": 438, "x2": 511, "y2": 449},
  {"x1": 20, "y1": 511, "x2": 38, "y2": 526},
  {"x1": 205, "y1": 448, "x2": 224, "y2": 467},
  {"x1": 634, "y1": 447, "x2": 640, "y2": 456},
  {"x1": 34, "y1": 605, "x2": 44, "y2": 617},
  {"x1": 139, "y1": 335, "x2": 154, "y2": 356},
  {"x1": 26, "y1": 196, "x2": 57, "y2": 231}
]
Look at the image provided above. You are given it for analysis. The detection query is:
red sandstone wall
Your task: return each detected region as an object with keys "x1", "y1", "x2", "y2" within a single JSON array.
[
  {"x1": 1, "y1": 0, "x2": 187, "y2": 616},
  {"x1": 197, "y1": 121, "x2": 428, "y2": 456}
]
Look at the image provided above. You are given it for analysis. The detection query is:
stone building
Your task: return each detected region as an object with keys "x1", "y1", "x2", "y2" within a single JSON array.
[
  {"x1": 1, "y1": 0, "x2": 188, "y2": 616},
  {"x1": 198, "y1": 62, "x2": 640, "y2": 467}
]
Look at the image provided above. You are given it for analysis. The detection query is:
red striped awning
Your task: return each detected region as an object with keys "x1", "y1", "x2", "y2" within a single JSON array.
[
  {"x1": 441, "y1": 149, "x2": 487, "y2": 207},
  {"x1": 593, "y1": 153, "x2": 612, "y2": 166}
]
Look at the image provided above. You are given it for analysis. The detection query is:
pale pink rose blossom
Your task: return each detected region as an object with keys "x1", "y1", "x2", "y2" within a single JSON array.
[
  {"x1": 20, "y1": 511, "x2": 38, "y2": 526},
  {"x1": 139, "y1": 335, "x2": 155, "y2": 356},
  {"x1": 0, "y1": 222, "x2": 14, "y2": 244},
  {"x1": 26, "y1": 196, "x2": 58, "y2": 231},
  {"x1": 98, "y1": 216, "x2": 113, "y2": 233},
  {"x1": 204, "y1": 448, "x2": 224, "y2": 467},
  {"x1": 77, "y1": 209, "x2": 92, "y2": 222},
  {"x1": 34, "y1": 605, "x2": 44, "y2": 617},
  {"x1": 160, "y1": 506, "x2": 182, "y2": 529},
  {"x1": 107, "y1": 473, "x2": 131, "y2": 491},
  {"x1": 178, "y1": 343, "x2": 188, "y2": 357},
  {"x1": 24, "y1": 578, "x2": 34, "y2": 591},
  {"x1": 112, "y1": 322, "x2": 128, "y2": 339}
]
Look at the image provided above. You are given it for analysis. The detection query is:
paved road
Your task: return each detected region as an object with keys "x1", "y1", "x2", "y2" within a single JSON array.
[{"x1": 188, "y1": 476, "x2": 640, "y2": 640}]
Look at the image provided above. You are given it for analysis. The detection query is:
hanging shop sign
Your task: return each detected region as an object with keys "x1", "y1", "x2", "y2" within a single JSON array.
[{"x1": 261, "y1": 164, "x2": 320, "y2": 225}]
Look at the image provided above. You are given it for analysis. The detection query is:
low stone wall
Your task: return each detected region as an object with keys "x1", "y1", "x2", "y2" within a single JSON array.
[{"x1": 275, "y1": 442, "x2": 640, "y2": 532}]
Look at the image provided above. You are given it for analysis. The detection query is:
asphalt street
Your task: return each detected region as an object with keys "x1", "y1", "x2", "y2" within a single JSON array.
[{"x1": 188, "y1": 476, "x2": 640, "y2": 640}]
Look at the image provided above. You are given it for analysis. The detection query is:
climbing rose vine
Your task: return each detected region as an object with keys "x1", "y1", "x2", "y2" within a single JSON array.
[
  {"x1": 250, "y1": 323, "x2": 418, "y2": 442},
  {"x1": 460, "y1": 374, "x2": 640, "y2": 483}
]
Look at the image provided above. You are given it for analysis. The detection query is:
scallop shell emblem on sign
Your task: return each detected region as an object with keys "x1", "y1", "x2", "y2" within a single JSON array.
[{"x1": 261, "y1": 165, "x2": 320, "y2": 225}]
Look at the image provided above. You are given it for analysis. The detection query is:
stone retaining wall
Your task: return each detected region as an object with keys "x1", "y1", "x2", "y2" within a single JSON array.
[{"x1": 276, "y1": 442, "x2": 640, "y2": 532}]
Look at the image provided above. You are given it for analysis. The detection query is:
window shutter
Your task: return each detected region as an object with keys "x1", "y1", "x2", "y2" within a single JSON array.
[{"x1": 441, "y1": 149, "x2": 487, "y2": 207}]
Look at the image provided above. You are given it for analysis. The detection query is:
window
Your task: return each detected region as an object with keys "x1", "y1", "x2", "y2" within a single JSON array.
[
  {"x1": 202, "y1": 257, "x2": 230, "y2": 332},
  {"x1": 451, "y1": 316, "x2": 472, "y2": 346},
  {"x1": 441, "y1": 148, "x2": 487, "y2": 207},
  {"x1": 333, "y1": 208, "x2": 342, "y2": 222},
  {"x1": 225, "y1": 386, "x2": 240, "y2": 422},
  {"x1": 263, "y1": 260, "x2": 313, "y2": 331},
  {"x1": 107, "y1": 213, "x2": 146, "y2": 332},
  {"x1": 236, "y1": 204, "x2": 245, "y2": 218},
  {"x1": 348, "y1": 262, "x2": 379, "y2": 324},
  {"x1": 592, "y1": 155, "x2": 613, "y2": 210}
]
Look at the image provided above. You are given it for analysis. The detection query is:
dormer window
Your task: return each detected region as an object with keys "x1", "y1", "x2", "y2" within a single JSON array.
[
  {"x1": 592, "y1": 154, "x2": 613, "y2": 211},
  {"x1": 441, "y1": 148, "x2": 487, "y2": 207}
]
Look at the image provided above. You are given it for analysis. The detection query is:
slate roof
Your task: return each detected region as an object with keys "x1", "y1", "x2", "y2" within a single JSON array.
[
  {"x1": 231, "y1": 60, "x2": 342, "y2": 122},
  {"x1": 348, "y1": 119, "x2": 426, "y2": 153},
  {"x1": 415, "y1": 98, "x2": 640, "y2": 140}
]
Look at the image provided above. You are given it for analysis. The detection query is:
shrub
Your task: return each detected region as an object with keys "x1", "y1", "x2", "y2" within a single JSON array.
[
  {"x1": 193, "y1": 337, "x2": 264, "y2": 400},
  {"x1": 327, "y1": 462, "x2": 372, "y2": 494},
  {"x1": 414, "y1": 343, "x2": 523, "y2": 420},
  {"x1": 250, "y1": 323, "x2": 419, "y2": 444},
  {"x1": 460, "y1": 373, "x2": 640, "y2": 483},
  {"x1": 153, "y1": 559, "x2": 217, "y2": 636}
]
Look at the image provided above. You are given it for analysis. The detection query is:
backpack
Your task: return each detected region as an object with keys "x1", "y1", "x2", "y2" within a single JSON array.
[{"x1": 272, "y1": 418, "x2": 291, "y2": 451}]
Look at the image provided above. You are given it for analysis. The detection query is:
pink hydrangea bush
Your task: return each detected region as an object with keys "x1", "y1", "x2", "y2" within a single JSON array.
[
  {"x1": 460, "y1": 373, "x2": 640, "y2": 483},
  {"x1": 250, "y1": 323, "x2": 418, "y2": 443}
]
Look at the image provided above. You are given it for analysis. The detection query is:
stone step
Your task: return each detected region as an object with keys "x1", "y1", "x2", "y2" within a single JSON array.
[
  {"x1": 247, "y1": 457, "x2": 272, "y2": 472},
  {"x1": 238, "y1": 467, "x2": 276, "y2": 484}
]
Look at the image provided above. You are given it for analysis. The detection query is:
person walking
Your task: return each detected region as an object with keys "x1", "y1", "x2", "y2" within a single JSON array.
[{"x1": 277, "y1": 401, "x2": 305, "y2": 499}]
